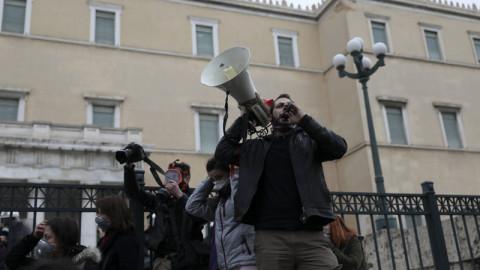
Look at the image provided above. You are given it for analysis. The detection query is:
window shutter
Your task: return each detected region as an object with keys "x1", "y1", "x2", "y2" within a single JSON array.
[
  {"x1": 95, "y1": 11, "x2": 115, "y2": 45},
  {"x1": 441, "y1": 112, "x2": 462, "y2": 148},
  {"x1": 199, "y1": 113, "x2": 219, "y2": 152},
  {"x1": 2, "y1": 0, "x2": 26, "y2": 33},
  {"x1": 278, "y1": 37, "x2": 294, "y2": 67},
  {"x1": 196, "y1": 25, "x2": 214, "y2": 56},
  {"x1": 92, "y1": 105, "x2": 115, "y2": 127},
  {"x1": 425, "y1": 31, "x2": 441, "y2": 60},
  {"x1": 386, "y1": 106, "x2": 407, "y2": 144},
  {"x1": 0, "y1": 97, "x2": 19, "y2": 121},
  {"x1": 371, "y1": 22, "x2": 389, "y2": 51}
]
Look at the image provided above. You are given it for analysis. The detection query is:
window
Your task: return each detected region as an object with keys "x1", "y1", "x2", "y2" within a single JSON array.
[
  {"x1": 84, "y1": 94, "x2": 124, "y2": 128},
  {"x1": 378, "y1": 97, "x2": 409, "y2": 145},
  {"x1": 89, "y1": 2, "x2": 122, "y2": 46},
  {"x1": 366, "y1": 14, "x2": 391, "y2": 52},
  {"x1": 0, "y1": 0, "x2": 33, "y2": 34},
  {"x1": 420, "y1": 24, "x2": 443, "y2": 61},
  {"x1": 0, "y1": 88, "x2": 29, "y2": 121},
  {"x1": 473, "y1": 38, "x2": 480, "y2": 66},
  {"x1": 189, "y1": 16, "x2": 219, "y2": 57},
  {"x1": 92, "y1": 105, "x2": 114, "y2": 127},
  {"x1": 192, "y1": 104, "x2": 224, "y2": 153},
  {"x1": 434, "y1": 103, "x2": 465, "y2": 149},
  {"x1": 272, "y1": 28, "x2": 299, "y2": 67}
]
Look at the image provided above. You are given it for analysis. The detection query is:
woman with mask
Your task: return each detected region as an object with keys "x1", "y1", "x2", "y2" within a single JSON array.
[
  {"x1": 95, "y1": 195, "x2": 139, "y2": 270},
  {"x1": 5, "y1": 217, "x2": 101, "y2": 270},
  {"x1": 186, "y1": 157, "x2": 256, "y2": 270}
]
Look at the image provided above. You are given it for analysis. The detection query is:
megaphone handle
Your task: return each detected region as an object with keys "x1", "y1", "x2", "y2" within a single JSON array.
[{"x1": 222, "y1": 92, "x2": 242, "y2": 146}]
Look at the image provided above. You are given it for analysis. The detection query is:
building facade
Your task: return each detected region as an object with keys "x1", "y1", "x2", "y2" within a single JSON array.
[{"x1": 1, "y1": 0, "x2": 480, "y2": 238}]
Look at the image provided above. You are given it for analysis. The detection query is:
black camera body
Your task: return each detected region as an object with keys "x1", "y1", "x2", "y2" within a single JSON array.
[{"x1": 115, "y1": 142, "x2": 146, "y2": 164}]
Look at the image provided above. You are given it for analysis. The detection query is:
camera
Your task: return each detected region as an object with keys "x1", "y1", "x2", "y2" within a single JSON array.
[
  {"x1": 156, "y1": 189, "x2": 171, "y2": 203},
  {"x1": 115, "y1": 142, "x2": 146, "y2": 164}
]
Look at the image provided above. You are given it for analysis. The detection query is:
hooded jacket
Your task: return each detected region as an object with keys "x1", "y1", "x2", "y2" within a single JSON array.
[
  {"x1": 214, "y1": 114, "x2": 347, "y2": 226},
  {"x1": 6, "y1": 233, "x2": 101, "y2": 270},
  {"x1": 186, "y1": 169, "x2": 255, "y2": 270}
]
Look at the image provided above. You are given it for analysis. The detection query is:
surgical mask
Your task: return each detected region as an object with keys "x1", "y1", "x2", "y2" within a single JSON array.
[
  {"x1": 36, "y1": 239, "x2": 56, "y2": 258},
  {"x1": 95, "y1": 215, "x2": 111, "y2": 231},
  {"x1": 213, "y1": 179, "x2": 228, "y2": 190}
]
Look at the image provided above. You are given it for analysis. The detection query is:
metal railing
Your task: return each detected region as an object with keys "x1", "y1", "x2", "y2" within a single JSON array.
[{"x1": 1, "y1": 181, "x2": 479, "y2": 270}]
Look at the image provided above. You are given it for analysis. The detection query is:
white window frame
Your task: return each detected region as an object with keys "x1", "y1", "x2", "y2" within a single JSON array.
[
  {"x1": 419, "y1": 23, "x2": 444, "y2": 61},
  {"x1": 468, "y1": 31, "x2": 480, "y2": 66},
  {"x1": 433, "y1": 102, "x2": 466, "y2": 149},
  {"x1": 84, "y1": 93, "x2": 124, "y2": 128},
  {"x1": 378, "y1": 96, "x2": 410, "y2": 145},
  {"x1": 89, "y1": 1, "x2": 122, "y2": 46},
  {"x1": 189, "y1": 16, "x2": 219, "y2": 57},
  {"x1": 0, "y1": 0, "x2": 33, "y2": 35},
  {"x1": 0, "y1": 87, "x2": 30, "y2": 121},
  {"x1": 191, "y1": 103, "x2": 224, "y2": 152},
  {"x1": 271, "y1": 28, "x2": 299, "y2": 68},
  {"x1": 366, "y1": 13, "x2": 392, "y2": 53}
]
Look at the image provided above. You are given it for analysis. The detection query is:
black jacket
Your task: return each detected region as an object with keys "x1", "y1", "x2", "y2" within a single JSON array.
[
  {"x1": 215, "y1": 114, "x2": 348, "y2": 226},
  {"x1": 123, "y1": 166, "x2": 206, "y2": 258},
  {"x1": 97, "y1": 230, "x2": 139, "y2": 270},
  {"x1": 5, "y1": 233, "x2": 100, "y2": 270}
]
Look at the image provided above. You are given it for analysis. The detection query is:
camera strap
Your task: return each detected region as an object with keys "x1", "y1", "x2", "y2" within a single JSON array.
[{"x1": 144, "y1": 157, "x2": 167, "y2": 189}]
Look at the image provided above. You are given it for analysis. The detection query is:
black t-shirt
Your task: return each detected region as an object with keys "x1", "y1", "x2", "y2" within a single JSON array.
[{"x1": 251, "y1": 135, "x2": 305, "y2": 229}]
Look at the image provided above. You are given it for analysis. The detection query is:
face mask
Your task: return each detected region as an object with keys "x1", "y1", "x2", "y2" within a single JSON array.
[
  {"x1": 36, "y1": 239, "x2": 56, "y2": 258},
  {"x1": 95, "y1": 215, "x2": 111, "y2": 232},
  {"x1": 214, "y1": 179, "x2": 228, "y2": 190}
]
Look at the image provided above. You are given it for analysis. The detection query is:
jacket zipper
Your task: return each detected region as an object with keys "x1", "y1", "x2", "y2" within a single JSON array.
[{"x1": 290, "y1": 133, "x2": 307, "y2": 223}]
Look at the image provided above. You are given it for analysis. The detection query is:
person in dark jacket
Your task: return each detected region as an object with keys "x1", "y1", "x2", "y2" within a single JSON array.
[
  {"x1": 215, "y1": 93, "x2": 347, "y2": 270},
  {"x1": 5, "y1": 217, "x2": 101, "y2": 270},
  {"x1": 0, "y1": 230, "x2": 7, "y2": 270},
  {"x1": 95, "y1": 195, "x2": 140, "y2": 270},
  {"x1": 324, "y1": 216, "x2": 365, "y2": 270},
  {"x1": 124, "y1": 159, "x2": 208, "y2": 270}
]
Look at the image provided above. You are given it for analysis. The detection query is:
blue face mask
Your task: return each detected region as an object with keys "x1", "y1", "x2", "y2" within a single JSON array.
[
  {"x1": 36, "y1": 239, "x2": 56, "y2": 258},
  {"x1": 95, "y1": 215, "x2": 111, "y2": 232}
]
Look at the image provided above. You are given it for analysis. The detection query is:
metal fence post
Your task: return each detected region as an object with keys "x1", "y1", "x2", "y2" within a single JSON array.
[
  {"x1": 421, "y1": 181, "x2": 449, "y2": 269},
  {"x1": 134, "y1": 169, "x2": 146, "y2": 270}
]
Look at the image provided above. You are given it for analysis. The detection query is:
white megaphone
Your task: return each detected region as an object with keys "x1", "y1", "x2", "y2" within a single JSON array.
[{"x1": 201, "y1": 46, "x2": 270, "y2": 127}]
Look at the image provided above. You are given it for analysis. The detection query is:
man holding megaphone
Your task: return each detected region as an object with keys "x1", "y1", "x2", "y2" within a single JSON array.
[{"x1": 214, "y1": 94, "x2": 347, "y2": 270}]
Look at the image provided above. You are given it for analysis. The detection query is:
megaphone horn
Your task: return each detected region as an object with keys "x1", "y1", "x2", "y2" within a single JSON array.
[{"x1": 200, "y1": 46, "x2": 270, "y2": 127}]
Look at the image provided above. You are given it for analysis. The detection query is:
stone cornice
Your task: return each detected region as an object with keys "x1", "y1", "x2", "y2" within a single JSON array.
[{"x1": 177, "y1": 0, "x2": 480, "y2": 22}]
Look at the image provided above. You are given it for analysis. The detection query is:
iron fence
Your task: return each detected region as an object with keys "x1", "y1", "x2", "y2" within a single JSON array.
[{"x1": 1, "y1": 181, "x2": 479, "y2": 270}]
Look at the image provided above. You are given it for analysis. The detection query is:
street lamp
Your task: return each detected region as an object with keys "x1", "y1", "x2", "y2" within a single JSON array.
[{"x1": 333, "y1": 37, "x2": 397, "y2": 229}]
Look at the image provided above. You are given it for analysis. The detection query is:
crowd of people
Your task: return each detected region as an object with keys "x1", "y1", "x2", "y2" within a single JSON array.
[{"x1": 0, "y1": 94, "x2": 368, "y2": 270}]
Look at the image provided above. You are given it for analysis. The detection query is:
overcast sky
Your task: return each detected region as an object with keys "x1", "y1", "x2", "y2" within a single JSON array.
[{"x1": 284, "y1": 0, "x2": 479, "y2": 9}]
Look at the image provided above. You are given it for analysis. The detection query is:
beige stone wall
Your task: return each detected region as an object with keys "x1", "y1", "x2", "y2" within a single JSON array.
[{"x1": 1, "y1": 0, "x2": 480, "y2": 194}]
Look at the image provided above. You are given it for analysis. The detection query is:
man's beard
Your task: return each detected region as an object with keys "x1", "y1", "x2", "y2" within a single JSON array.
[{"x1": 272, "y1": 116, "x2": 295, "y2": 133}]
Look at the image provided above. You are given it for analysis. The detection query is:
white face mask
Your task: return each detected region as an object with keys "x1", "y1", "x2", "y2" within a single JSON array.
[{"x1": 213, "y1": 179, "x2": 228, "y2": 190}]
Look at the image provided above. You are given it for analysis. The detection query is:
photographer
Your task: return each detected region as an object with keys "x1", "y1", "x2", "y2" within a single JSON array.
[{"x1": 122, "y1": 150, "x2": 208, "y2": 270}]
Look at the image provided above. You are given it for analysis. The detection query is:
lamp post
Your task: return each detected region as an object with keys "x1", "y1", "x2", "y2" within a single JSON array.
[{"x1": 333, "y1": 37, "x2": 397, "y2": 229}]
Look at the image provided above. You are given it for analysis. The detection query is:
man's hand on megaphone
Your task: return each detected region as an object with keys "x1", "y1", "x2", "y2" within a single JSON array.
[{"x1": 287, "y1": 103, "x2": 305, "y2": 124}]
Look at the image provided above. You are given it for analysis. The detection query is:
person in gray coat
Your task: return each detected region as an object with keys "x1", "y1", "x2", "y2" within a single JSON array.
[{"x1": 186, "y1": 158, "x2": 256, "y2": 270}]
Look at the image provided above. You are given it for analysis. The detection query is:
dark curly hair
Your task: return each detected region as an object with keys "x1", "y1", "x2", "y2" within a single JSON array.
[{"x1": 168, "y1": 159, "x2": 191, "y2": 178}]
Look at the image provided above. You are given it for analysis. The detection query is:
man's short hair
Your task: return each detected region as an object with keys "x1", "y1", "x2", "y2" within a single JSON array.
[{"x1": 269, "y1": 93, "x2": 292, "y2": 115}]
